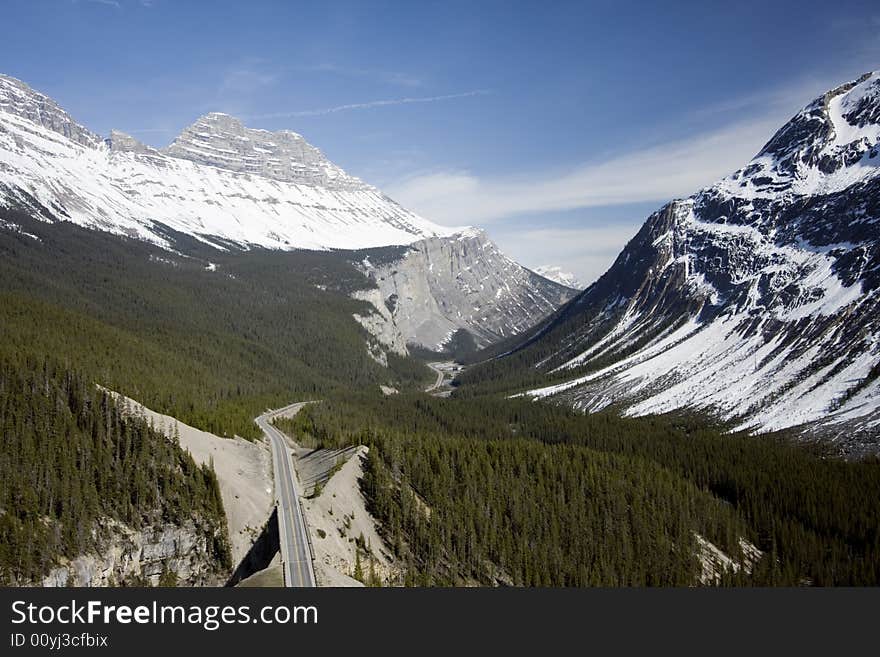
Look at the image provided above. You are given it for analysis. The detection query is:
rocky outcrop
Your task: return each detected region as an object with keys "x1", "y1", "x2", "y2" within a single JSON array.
[
  {"x1": 355, "y1": 229, "x2": 576, "y2": 352},
  {"x1": 0, "y1": 74, "x2": 101, "y2": 148},
  {"x1": 694, "y1": 534, "x2": 762, "y2": 586},
  {"x1": 163, "y1": 112, "x2": 366, "y2": 190},
  {"x1": 40, "y1": 518, "x2": 226, "y2": 587},
  {"x1": 107, "y1": 129, "x2": 160, "y2": 156},
  {"x1": 352, "y1": 288, "x2": 409, "y2": 358}
]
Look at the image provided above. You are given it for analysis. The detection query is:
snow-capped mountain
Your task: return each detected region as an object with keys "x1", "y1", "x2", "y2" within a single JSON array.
[
  {"x1": 0, "y1": 73, "x2": 572, "y2": 351},
  {"x1": 0, "y1": 73, "x2": 452, "y2": 250},
  {"x1": 506, "y1": 72, "x2": 880, "y2": 452},
  {"x1": 534, "y1": 265, "x2": 582, "y2": 289}
]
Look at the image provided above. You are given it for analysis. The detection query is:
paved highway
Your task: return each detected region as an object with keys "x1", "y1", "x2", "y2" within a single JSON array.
[
  {"x1": 256, "y1": 403, "x2": 316, "y2": 588},
  {"x1": 425, "y1": 361, "x2": 460, "y2": 396},
  {"x1": 425, "y1": 362, "x2": 445, "y2": 392}
]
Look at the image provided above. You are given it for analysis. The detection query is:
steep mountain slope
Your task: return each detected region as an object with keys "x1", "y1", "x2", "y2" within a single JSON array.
[
  {"x1": 466, "y1": 72, "x2": 880, "y2": 451},
  {"x1": 0, "y1": 73, "x2": 570, "y2": 349},
  {"x1": 0, "y1": 357, "x2": 231, "y2": 586},
  {"x1": 352, "y1": 229, "x2": 574, "y2": 351}
]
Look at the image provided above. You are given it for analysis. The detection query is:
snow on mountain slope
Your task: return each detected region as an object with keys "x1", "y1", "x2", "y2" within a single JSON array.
[
  {"x1": 516, "y1": 72, "x2": 880, "y2": 452},
  {"x1": 0, "y1": 73, "x2": 454, "y2": 250},
  {"x1": 534, "y1": 265, "x2": 582, "y2": 289}
]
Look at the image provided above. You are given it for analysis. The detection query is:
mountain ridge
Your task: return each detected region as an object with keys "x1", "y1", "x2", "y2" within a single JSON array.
[
  {"x1": 354, "y1": 229, "x2": 574, "y2": 351},
  {"x1": 463, "y1": 71, "x2": 880, "y2": 452},
  {"x1": 0, "y1": 72, "x2": 455, "y2": 250},
  {"x1": 161, "y1": 111, "x2": 369, "y2": 191},
  {"x1": 0, "y1": 72, "x2": 573, "y2": 353}
]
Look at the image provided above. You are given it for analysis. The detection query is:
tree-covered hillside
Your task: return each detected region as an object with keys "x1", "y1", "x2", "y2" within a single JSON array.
[
  {"x1": 0, "y1": 356, "x2": 230, "y2": 584},
  {"x1": 289, "y1": 393, "x2": 880, "y2": 586},
  {"x1": 0, "y1": 206, "x2": 435, "y2": 584},
  {"x1": 0, "y1": 209, "x2": 430, "y2": 440}
]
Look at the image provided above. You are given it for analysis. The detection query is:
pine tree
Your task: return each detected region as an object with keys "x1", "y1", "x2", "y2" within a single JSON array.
[
  {"x1": 158, "y1": 563, "x2": 178, "y2": 587},
  {"x1": 368, "y1": 555, "x2": 380, "y2": 587}
]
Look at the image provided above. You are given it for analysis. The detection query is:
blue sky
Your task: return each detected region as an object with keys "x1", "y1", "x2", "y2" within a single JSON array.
[{"x1": 2, "y1": 0, "x2": 879, "y2": 282}]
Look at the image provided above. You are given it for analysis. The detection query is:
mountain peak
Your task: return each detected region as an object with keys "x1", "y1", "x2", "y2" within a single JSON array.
[
  {"x1": 534, "y1": 265, "x2": 582, "y2": 289},
  {"x1": 162, "y1": 112, "x2": 366, "y2": 190},
  {"x1": 0, "y1": 73, "x2": 102, "y2": 149},
  {"x1": 721, "y1": 71, "x2": 880, "y2": 199},
  {"x1": 0, "y1": 72, "x2": 455, "y2": 252},
  {"x1": 508, "y1": 72, "x2": 880, "y2": 447},
  {"x1": 107, "y1": 129, "x2": 157, "y2": 155}
]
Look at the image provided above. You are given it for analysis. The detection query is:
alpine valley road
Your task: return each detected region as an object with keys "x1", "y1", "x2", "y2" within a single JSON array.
[
  {"x1": 256, "y1": 403, "x2": 316, "y2": 587},
  {"x1": 425, "y1": 361, "x2": 459, "y2": 396}
]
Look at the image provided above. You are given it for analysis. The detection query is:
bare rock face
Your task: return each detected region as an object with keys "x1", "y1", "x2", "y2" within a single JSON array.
[
  {"x1": 107, "y1": 129, "x2": 160, "y2": 156},
  {"x1": 355, "y1": 229, "x2": 576, "y2": 351},
  {"x1": 39, "y1": 518, "x2": 226, "y2": 587},
  {"x1": 352, "y1": 287, "x2": 409, "y2": 358},
  {"x1": 163, "y1": 112, "x2": 366, "y2": 191},
  {"x1": 0, "y1": 74, "x2": 101, "y2": 149}
]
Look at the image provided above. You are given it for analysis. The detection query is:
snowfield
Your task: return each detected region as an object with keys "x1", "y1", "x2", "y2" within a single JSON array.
[{"x1": 0, "y1": 74, "x2": 457, "y2": 251}]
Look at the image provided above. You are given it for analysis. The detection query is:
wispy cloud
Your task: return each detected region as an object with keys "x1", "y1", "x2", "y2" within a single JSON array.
[
  {"x1": 73, "y1": 0, "x2": 155, "y2": 8},
  {"x1": 384, "y1": 77, "x2": 836, "y2": 226},
  {"x1": 388, "y1": 73, "x2": 856, "y2": 284},
  {"x1": 249, "y1": 90, "x2": 489, "y2": 120},
  {"x1": 385, "y1": 115, "x2": 780, "y2": 226}
]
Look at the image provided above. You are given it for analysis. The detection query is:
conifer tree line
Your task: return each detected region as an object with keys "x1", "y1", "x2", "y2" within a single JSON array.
[
  {"x1": 0, "y1": 355, "x2": 231, "y2": 584},
  {"x1": 291, "y1": 393, "x2": 880, "y2": 586}
]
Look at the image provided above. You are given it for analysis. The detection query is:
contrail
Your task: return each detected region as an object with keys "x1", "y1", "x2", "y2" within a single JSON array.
[{"x1": 249, "y1": 89, "x2": 490, "y2": 120}]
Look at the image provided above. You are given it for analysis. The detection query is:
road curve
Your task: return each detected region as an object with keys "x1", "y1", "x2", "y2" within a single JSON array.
[
  {"x1": 425, "y1": 362, "x2": 446, "y2": 393},
  {"x1": 256, "y1": 403, "x2": 316, "y2": 588},
  {"x1": 425, "y1": 361, "x2": 461, "y2": 395}
]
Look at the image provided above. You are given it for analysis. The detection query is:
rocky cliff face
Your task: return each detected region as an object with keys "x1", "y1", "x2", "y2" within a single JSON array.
[
  {"x1": 354, "y1": 229, "x2": 576, "y2": 351},
  {"x1": 0, "y1": 74, "x2": 101, "y2": 148},
  {"x1": 38, "y1": 518, "x2": 226, "y2": 587},
  {"x1": 107, "y1": 129, "x2": 160, "y2": 156},
  {"x1": 508, "y1": 72, "x2": 880, "y2": 452},
  {"x1": 163, "y1": 112, "x2": 365, "y2": 190}
]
